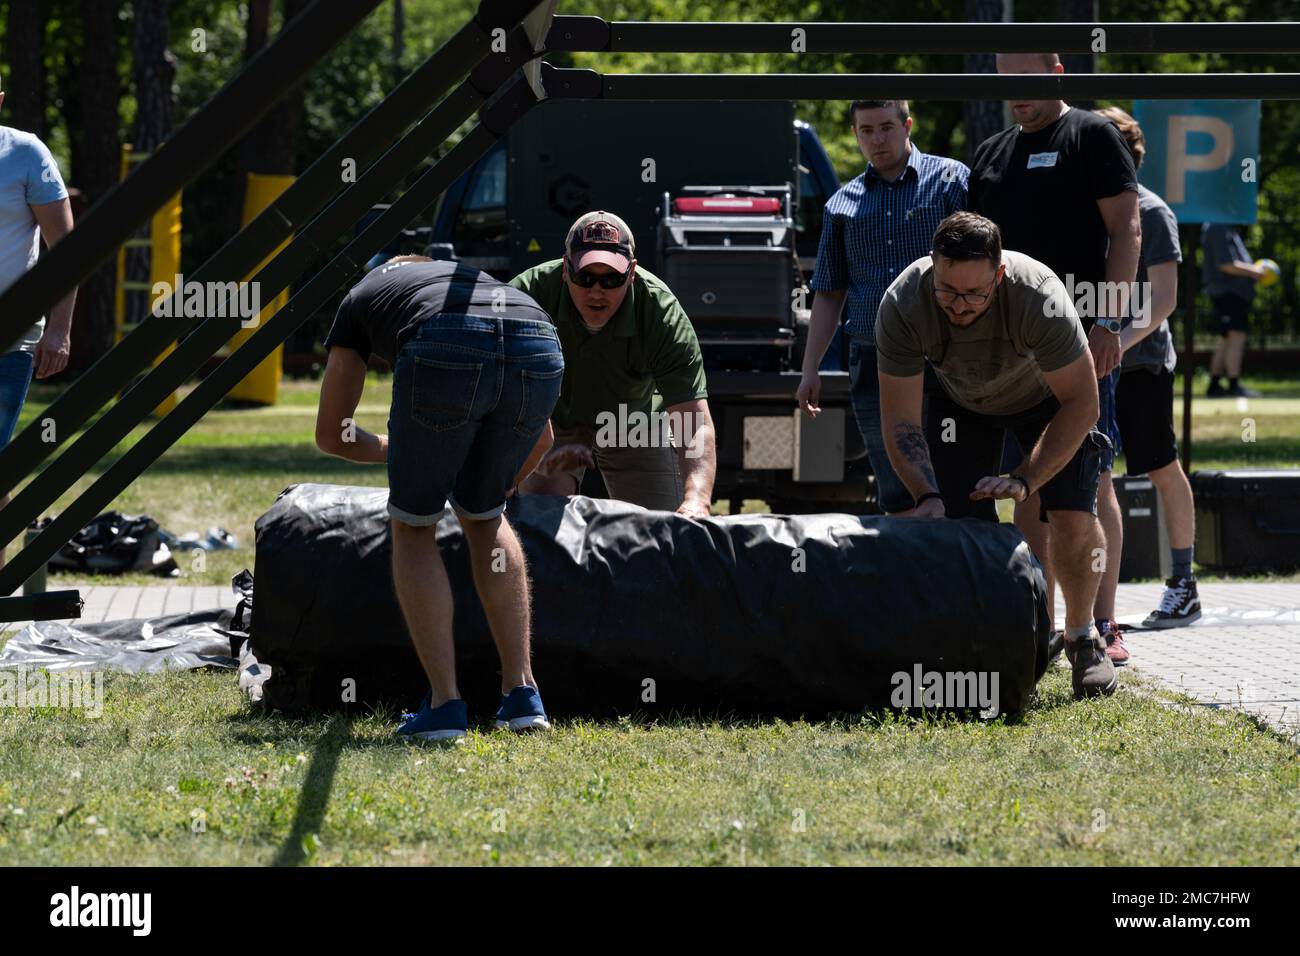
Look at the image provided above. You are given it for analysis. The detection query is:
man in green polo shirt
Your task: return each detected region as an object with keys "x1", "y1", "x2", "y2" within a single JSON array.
[{"x1": 509, "y1": 211, "x2": 716, "y2": 517}]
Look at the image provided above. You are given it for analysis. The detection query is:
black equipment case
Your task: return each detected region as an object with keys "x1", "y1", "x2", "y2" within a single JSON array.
[
  {"x1": 1191, "y1": 469, "x2": 1300, "y2": 573},
  {"x1": 1114, "y1": 475, "x2": 1171, "y2": 582},
  {"x1": 657, "y1": 185, "x2": 798, "y2": 371}
]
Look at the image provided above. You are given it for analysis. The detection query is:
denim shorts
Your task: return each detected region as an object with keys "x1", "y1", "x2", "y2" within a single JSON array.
[
  {"x1": 1095, "y1": 368, "x2": 1119, "y2": 473},
  {"x1": 387, "y1": 315, "x2": 563, "y2": 525},
  {"x1": 0, "y1": 350, "x2": 35, "y2": 448},
  {"x1": 848, "y1": 337, "x2": 915, "y2": 514}
]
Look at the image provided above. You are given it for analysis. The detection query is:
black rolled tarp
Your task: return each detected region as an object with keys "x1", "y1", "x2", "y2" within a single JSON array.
[{"x1": 249, "y1": 484, "x2": 1051, "y2": 719}]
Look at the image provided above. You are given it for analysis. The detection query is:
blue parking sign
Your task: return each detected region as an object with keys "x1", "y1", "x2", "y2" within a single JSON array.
[{"x1": 1131, "y1": 100, "x2": 1260, "y2": 224}]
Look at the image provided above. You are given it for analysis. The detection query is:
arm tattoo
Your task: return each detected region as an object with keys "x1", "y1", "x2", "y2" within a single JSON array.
[{"x1": 893, "y1": 422, "x2": 938, "y2": 491}]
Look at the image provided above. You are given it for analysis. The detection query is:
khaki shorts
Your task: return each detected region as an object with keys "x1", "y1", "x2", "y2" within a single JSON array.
[{"x1": 554, "y1": 424, "x2": 684, "y2": 512}]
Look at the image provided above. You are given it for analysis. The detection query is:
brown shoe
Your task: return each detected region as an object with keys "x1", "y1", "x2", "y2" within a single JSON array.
[{"x1": 1065, "y1": 633, "x2": 1117, "y2": 699}]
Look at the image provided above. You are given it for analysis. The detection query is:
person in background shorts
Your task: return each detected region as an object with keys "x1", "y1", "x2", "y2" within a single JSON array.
[
  {"x1": 1201, "y1": 222, "x2": 1270, "y2": 398},
  {"x1": 968, "y1": 52, "x2": 1141, "y2": 654},
  {"x1": 1096, "y1": 107, "x2": 1201, "y2": 638},
  {"x1": 317, "y1": 256, "x2": 563, "y2": 741}
]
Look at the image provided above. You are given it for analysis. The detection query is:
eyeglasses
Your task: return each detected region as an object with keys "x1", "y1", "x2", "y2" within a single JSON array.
[
  {"x1": 568, "y1": 263, "x2": 631, "y2": 289},
  {"x1": 932, "y1": 278, "x2": 997, "y2": 307}
]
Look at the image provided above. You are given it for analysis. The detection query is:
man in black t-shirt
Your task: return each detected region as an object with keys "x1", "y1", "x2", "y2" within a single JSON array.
[
  {"x1": 316, "y1": 255, "x2": 566, "y2": 741},
  {"x1": 969, "y1": 52, "x2": 1141, "y2": 668}
]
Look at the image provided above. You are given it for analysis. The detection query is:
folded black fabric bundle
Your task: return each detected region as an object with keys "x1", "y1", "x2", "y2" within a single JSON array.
[{"x1": 249, "y1": 484, "x2": 1051, "y2": 719}]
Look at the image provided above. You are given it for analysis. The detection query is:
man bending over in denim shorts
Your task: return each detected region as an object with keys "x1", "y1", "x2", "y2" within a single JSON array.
[{"x1": 316, "y1": 255, "x2": 564, "y2": 740}]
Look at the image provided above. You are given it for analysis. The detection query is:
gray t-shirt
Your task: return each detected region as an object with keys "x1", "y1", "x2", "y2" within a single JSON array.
[
  {"x1": 1201, "y1": 222, "x2": 1254, "y2": 303},
  {"x1": 1123, "y1": 184, "x2": 1181, "y2": 375},
  {"x1": 0, "y1": 126, "x2": 69, "y2": 354},
  {"x1": 876, "y1": 250, "x2": 1089, "y2": 416}
]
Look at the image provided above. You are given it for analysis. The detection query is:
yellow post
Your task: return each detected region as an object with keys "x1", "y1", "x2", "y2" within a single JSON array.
[
  {"x1": 226, "y1": 173, "x2": 294, "y2": 405},
  {"x1": 148, "y1": 183, "x2": 183, "y2": 416},
  {"x1": 115, "y1": 144, "x2": 181, "y2": 417}
]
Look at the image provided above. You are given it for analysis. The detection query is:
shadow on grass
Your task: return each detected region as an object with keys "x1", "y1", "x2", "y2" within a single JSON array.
[{"x1": 271, "y1": 713, "x2": 356, "y2": 868}]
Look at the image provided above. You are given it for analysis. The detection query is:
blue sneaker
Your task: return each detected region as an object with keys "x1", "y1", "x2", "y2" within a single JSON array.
[
  {"x1": 397, "y1": 694, "x2": 468, "y2": 742},
  {"x1": 495, "y1": 686, "x2": 551, "y2": 732}
]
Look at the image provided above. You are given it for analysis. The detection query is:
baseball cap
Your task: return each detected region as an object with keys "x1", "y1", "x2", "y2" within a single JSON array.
[{"x1": 565, "y1": 211, "x2": 635, "y2": 273}]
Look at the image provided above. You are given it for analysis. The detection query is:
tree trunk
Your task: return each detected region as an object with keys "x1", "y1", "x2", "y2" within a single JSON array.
[
  {"x1": 1057, "y1": 0, "x2": 1098, "y2": 110},
  {"x1": 962, "y1": 0, "x2": 1013, "y2": 166},
  {"x1": 5, "y1": 0, "x2": 47, "y2": 137},
  {"x1": 131, "y1": 0, "x2": 176, "y2": 153},
  {"x1": 240, "y1": 0, "x2": 311, "y2": 173},
  {"x1": 125, "y1": 0, "x2": 177, "y2": 327},
  {"x1": 68, "y1": 0, "x2": 123, "y2": 376},
  {"x1": 230, "y1": 0, "x2": 310, "y2": 236}
]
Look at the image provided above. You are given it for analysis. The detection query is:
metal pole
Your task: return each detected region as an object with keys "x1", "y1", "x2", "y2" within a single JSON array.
[
  {"x1": 0, "y1": 13, "x2": 510, "y2": 497},
  {"x1": 0, "y1": 84, "x2": 543, "y2": 598},
  {"x1": 0, "y1": 0, "x2": 387, "y2": 355},
  {"x1": 590, "y1": 72, "x2": 1300, "y2": 101},
  {"x1": 545, "y1": 20, "x2": 1300, "y2": 54},
  {"x1": 1181, "y1": 226, "x2": 1200, "y2": 475}
]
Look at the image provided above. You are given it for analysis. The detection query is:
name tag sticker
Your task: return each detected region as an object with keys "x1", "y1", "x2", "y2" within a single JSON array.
[{"x1": 1027, "y1": 152, "x2": 1059, "y2": 169}]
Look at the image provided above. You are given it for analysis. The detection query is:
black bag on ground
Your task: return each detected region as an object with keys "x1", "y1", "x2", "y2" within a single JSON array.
[
  {"x1": 43, "y1": 511, "x2": 179, "y2": 577},
  {"x1": 249, "y1": 484, "x2": 1051, "y2": 719}
]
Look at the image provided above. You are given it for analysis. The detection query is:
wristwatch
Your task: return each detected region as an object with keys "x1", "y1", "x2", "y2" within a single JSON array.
[{"x1": 1094, "y1": 317, "x2": 1122, "y2": 334}]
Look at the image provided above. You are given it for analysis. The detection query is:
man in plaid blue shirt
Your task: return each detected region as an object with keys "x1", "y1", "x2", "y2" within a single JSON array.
[{"x1": 797, "y1": 100, "x2": 968, "y2": 514}]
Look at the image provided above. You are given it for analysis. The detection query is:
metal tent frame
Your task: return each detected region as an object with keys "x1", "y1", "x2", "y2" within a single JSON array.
[{"x1": 1, "y1": 3, "x2": 1297, "y2": 620}]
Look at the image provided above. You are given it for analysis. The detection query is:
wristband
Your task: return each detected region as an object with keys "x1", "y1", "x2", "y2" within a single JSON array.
[
  {"x1": 1007, "y1": 474, "x2": 1031, "y2": 496},
  {"x1": 915, "y1": 492, "x2": 945, "y2": 508}
]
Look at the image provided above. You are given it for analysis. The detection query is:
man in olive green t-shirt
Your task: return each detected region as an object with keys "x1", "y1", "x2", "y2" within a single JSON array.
[
  {"x1": 875, "y1": 212, "x2": 1116, "y2": 701},
  {"x1": 509, "y1": 210, "x2": 717, "y2": 517}
]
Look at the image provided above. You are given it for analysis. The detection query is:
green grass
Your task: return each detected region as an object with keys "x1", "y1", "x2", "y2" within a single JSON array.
[
  {"x1": 1, "y1": 666, "x2": 1296, "y2": 866},
  {"x1": 2, "y1": 371, "x2": 1299, "y2": 865}
]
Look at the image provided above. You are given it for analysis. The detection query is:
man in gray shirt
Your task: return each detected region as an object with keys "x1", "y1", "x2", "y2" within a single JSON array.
[
  {"x1": 877, "y1": 212, "x2": 1115, "y2": 700},
  {"x1": 1097, "y1": 107, "x2": 1201, "y2": 636},
  {"x1": 0, "y1": 98, "x2": 77, "y2": 572},
  {"x1": 1201, "y1": 222, "x2": 1268, "y2": 397}
]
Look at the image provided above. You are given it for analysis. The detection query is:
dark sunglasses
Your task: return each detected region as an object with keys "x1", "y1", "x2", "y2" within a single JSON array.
[{"x1": 567, "y1": 263, "x2": 631, "y2": 289}]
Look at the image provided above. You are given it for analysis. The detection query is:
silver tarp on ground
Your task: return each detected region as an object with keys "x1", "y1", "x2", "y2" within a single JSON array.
[{"x1": 0, "y1": 608, "x2": 244, "y2": 673}]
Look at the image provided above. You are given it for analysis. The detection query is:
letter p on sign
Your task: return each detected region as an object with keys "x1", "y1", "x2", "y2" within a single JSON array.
[
  {"x1": 1164, "y1": 115, "x2": 1233, "y2": 204},
  {"x1": 1132, "y1": 99, "x2": 1259, "y2": 225}
]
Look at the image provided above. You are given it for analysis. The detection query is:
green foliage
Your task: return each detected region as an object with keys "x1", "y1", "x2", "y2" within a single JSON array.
[{"x1": 2, "y1": 0, "x2": 1297, "y2": 338}]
